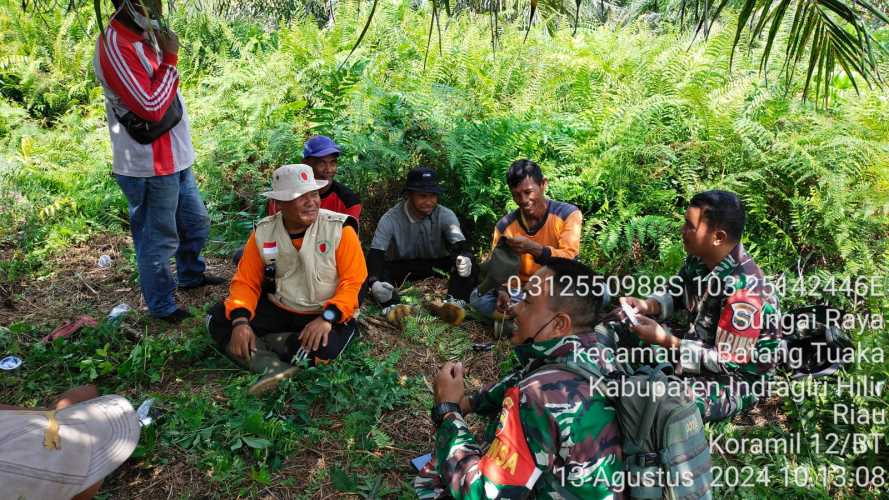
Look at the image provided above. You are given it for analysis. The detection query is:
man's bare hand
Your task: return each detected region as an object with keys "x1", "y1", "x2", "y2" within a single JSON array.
[
  {"x1": 503, "y1": 236, "x2": 542, "y2": 257},
  {"x1": 629, "y1": 315, "x2": 679, "y2": 349},
  {"x1": 496, "y1": 289, "x2": 511, "y2": 315},
  {"x1": 299, "y1": 317, "x2": 332, "y2": 352},
  {"x1": 228, "y1": 323, "x2": 256, "y2": 360},
  {"x1": 434, "y1": 361, "x2": 465, "y2": 405},
  {"x1": 618, "y1": 296, "x2": 659, "y2": 317},
  {"x1": 156, "y1": 28, "x2": 179, "y2": 56},
  {"x1": 53, "y1": 385, "x2": 98, "y2": 410}
]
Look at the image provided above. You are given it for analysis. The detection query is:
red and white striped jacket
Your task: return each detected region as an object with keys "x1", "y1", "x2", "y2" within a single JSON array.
[{"x1": 93, "y1": 19, "x2": 195, "y2": 177}]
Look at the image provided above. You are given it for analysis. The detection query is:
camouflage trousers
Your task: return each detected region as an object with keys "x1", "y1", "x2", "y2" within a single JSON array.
[
  {"x1": 414, "y1": 456, "x2": 448, "y2": 500},
  {"x1": 414, "y1": 418, "x2": 498, "y2": 499}
]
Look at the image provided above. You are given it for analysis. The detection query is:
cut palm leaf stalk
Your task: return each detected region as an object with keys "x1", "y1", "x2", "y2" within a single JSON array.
[
  {"x1": 523, "y1": 0, "x2": 537, "y2": 43},
  {"x1": 572, "y1": 0, "x2": 581, "y2": 36},
  {"x1": 434, "y1": 1, "x2": 443, "y2": 56},
  {"x1": 94, "y1": 0, "x2": 105, "y2": 42},
  {"x1": 338, "y1": 0, "x2": 378, "y2": 70},
  {"x1": 423, "y1": 0, "x2": 436, "y2": 70}
]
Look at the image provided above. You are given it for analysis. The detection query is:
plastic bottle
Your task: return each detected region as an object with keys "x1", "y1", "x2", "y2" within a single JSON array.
[
  {"x1": 108, "y1": 303, "x2": 131, "y2": 321},
  {"x1": 136, "y1": 398, "x2": 155, "y2": 427}
]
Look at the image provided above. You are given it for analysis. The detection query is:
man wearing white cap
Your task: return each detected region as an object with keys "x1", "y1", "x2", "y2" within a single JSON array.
[
  {"x1": 0, "y1": 384, "x2": 141, "y2": 499},
  {"x1": 206, "y1": 164, "x2": 367, "y2": 395}
]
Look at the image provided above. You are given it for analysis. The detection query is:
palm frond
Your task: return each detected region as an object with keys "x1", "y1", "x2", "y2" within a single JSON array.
[
  {"x1": 688, "y1": 0, "x2": 889, "y2": 105},
  {"x1": 339, "y1": 0, "x2": 378, "y2": 70}
]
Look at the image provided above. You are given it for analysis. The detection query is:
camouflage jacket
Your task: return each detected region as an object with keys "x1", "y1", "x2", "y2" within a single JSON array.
[
  {"x1": 647, "y1": 243, "x2": 781, "y2": 379},
  {"x1": 432, "y1": 329, "x2": 624, "y2": 499}
]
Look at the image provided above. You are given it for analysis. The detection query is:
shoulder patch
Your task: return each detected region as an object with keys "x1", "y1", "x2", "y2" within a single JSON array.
[
  {"x1": 479, "y1": 387, "x2": 543, "y2": 490},
  {"x1": 715, "y1": 289, "x2": 763, "y2": 364},
  {"x1": 548, "y1": 200, "x2": 580, "y2": 220},
  {"x1": 262, "y1": 241, "x2": 278, "y2": 259},
  {"x1": 496, "y1": 210, "x2": 519, "y2": 234}
]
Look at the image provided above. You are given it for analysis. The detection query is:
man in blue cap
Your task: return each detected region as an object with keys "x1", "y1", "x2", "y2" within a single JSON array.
[
  {"x1": 267, "y1": 135, "x2": 362, "y2": 223},
  {"x1": 367, "y1": 167, "x2": 477, "y2": 325}
]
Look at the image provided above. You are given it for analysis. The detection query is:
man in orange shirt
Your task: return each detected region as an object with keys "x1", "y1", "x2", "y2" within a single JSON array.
[
  {"x1": 206, "y1": 164, "x2": 367, "y2": 395},
  {"x1": 469, "y1": 159, "x2": 583, "y2": 322}
]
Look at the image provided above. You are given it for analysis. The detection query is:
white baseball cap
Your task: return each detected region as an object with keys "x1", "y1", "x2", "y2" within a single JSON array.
[
  {"x1": 0, "y1": 395, "x2": 141, "y2": 499},
  {"x1": 261, "y1": 164, "x2": 329, "y2": 202}
]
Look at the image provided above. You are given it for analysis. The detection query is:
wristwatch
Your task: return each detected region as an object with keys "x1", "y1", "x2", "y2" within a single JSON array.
[
  {"x1": 431, "y1": 402, "x2": 462, "y2": 427},
  {"x1": 322, "y1": 307, "x2": 337, "y2": 323}
]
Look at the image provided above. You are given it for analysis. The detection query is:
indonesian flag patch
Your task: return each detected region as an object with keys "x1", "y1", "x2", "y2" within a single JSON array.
[
  {"x1": 262, "y1": 241, "x2": 278, "y2": 260},
  {"x1": 479, "y1": 387, "x2": 541, "y2": 489},
  {"x1": 715, "y1": 288, "x2": 763, "y2": 364}
]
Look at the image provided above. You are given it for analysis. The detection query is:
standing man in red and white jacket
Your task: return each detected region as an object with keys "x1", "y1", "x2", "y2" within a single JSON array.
[{"x1": 94, "y1": 0, "x2": 222, "y2": 322}]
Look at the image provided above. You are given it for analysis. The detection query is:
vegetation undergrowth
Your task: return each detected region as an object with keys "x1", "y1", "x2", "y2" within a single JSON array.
[{"x1": 1, "y1": 1, "x2": 887, "y2": 497}]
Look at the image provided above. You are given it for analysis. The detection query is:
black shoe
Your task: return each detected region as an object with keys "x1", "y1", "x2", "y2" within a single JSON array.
[
  {"x1": 179, "y1": 274, "x2": 226, "y2": 290},
  {"x1": 159, "y1": 308, "x2": 192, "y2": 323}
]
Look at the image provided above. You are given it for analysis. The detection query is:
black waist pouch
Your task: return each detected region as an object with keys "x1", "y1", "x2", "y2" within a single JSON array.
[{"x1": 116, "y1": 95, "x2": 183, "y2": 144}]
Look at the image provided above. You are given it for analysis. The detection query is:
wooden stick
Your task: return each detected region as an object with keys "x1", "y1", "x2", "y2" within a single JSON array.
[{"x1": 76, "y1": 273, "x2": 99, "y2": 295}]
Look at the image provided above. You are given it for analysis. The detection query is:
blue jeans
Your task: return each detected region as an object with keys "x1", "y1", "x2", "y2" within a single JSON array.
[
  {"x1": 469, "y1": 288, "x2": 499, "y2": 320},
  {"x1": 115, "y1": 168, "x2": 210, "y2": 316},
  {"x1": 469, "y1": 287, "x2": 524, "y2": 320}
]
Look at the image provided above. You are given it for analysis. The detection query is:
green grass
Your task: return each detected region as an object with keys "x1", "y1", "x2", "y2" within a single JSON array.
[
  {"x1": 0, "y1": 1, "x2": 887, "y2": 498},
  {"x1": 0, "y1": 313, "x2": 426, "y2": 497}
]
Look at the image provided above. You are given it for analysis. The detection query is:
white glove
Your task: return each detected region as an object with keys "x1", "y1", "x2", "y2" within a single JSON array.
[
  {"x1": 371, "y1": 281, "x2": 395, "y2": 304},
  {"x1": 455, "y1": 255, "x2": 472, "y2": 278}
]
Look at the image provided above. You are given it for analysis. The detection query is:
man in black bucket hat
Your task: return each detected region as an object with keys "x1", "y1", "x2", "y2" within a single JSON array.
[{"x1": 367, "y1": 167, "x2": 478, "y2": 325}]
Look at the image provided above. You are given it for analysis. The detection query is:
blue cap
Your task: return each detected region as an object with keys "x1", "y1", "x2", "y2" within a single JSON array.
[{"x1": 303, "y1": 135, "x2": 341, "y2": 159}]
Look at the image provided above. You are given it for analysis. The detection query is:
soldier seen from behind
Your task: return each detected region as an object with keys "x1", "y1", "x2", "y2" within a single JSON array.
[{"x1": 416, "y1": 258, "x2": 624, "y2": 498}]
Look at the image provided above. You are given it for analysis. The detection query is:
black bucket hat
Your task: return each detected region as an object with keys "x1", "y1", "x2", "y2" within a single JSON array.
[{"x1": 404, "y1": 167, "x2": 443, "y2": 194}]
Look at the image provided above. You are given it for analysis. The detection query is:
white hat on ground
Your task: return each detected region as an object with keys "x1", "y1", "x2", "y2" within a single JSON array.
[
  {"x1": 0, "y1": 395, "x2": 141, "y2": 500},
  {"x1": 261, "y1": 164, "x2": 328, "y2": 202}
]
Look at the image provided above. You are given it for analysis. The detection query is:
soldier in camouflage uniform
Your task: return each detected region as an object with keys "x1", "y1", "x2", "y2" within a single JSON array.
[
  {"x1": 620, "y1": 190, "x2": 780, "y2": 422},
  {"x1": 416, "y1": 258, "x2": 625, "y2": 499}
]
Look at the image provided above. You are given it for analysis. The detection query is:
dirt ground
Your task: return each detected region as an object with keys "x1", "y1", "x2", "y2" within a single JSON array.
[
  {"x1": 1, "y1": 234, "x2": 507, "y2": 498},
  {"x1": 0, "y1": 234, "x2": 234, "y2": 329},
  {"x1": 1, "y1": 234, "x2": 787, "y2": 499}
]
